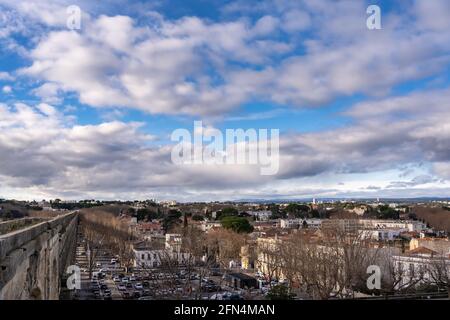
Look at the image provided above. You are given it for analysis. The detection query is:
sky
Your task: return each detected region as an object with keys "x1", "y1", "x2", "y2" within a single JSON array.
[{"x1": 1, "y1": 0, "x2": 450, "y2": 201}]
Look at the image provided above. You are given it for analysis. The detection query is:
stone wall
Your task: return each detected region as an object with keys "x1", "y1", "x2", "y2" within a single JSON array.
[{"x1": 0, "y1": 212, "x2": 78, "y2": 300}]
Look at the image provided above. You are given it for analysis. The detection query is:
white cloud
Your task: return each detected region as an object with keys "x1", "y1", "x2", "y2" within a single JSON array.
[
  {"x1": 2, "y1": 85, "x2": 12, "y2": 93},
  {"x1": 15, "y1": 1, "x2": 450, "y2": 117},
  {"x1": 0, "y1": 71, "x2": 13, "y2": 80},
  {"x1": 2, "y1": 0, "x2": 450, "y2": 200},
  {"x1": 281, "y1": 9, "x2": 311, "y2": 32},
  {"x1": 2, "y1": 84, "x2": 450, "y2": 200}
]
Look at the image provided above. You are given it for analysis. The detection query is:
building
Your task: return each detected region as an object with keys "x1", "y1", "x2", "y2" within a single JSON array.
[
  {"x1": 280, "y1": 219, "x2": 300, "y2": 229},
  {"x1": 135, "y1": 221, "x2": 164, "y2": 238},
  {"x1": 280, "y1": 218, "x2": 322, "y2": 229},
  {"x1": 199, "y1": 220, "x2": 222, "y2": 232},
  {"x1": 165, "y1": 233, "x2": 182, "y2": 252},
  {"x1": 392, "y1": 247, "x2": 450, "y2": 289},
  {"x1": 133, "y1": 234, "x2": 190, "y2": 268},
  {"x1": 224, "y1": 273, "x2": 258, "y2": 289},
  {"x1": 322, "y1": 219, "x2": 360, "y2": 233},
  {"x1": 321, "y1": 219, "x2": 426, "y2": 234},
  {"x1": 133, "y1": 241, "x2": 165, "y2": 268},
  {"x1": 358, "y1": 228, "x2": 404, "y2": 241},
  {"x1": 410, "y1": 238, "x2": 450, "y2": 255},
  {"x1": 247, "y1": 210, "x2": 272, "y2": 221},
  {"x1": 255, "y1": 237, "x2": 286, "y2": 280},
  {"x1": 358, "y1": 219, "x2": 426, "y2": 232},
  {"x1": 240, "y1": 243, "x2": 256, "y2": 270}
]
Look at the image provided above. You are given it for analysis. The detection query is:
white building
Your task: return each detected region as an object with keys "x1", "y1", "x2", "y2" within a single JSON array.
[
  {"x1": 200, "y1": 221, "x2": 222, "y2": 232},
  {"x1": 133, "y1": 234, "x2": 191, "y2": 268},
  {"x1": 165, "y1": 233, "x2": 182, "y2": 252},
  {"x1": 358, "y1": 228, "x2": 404, "y2": 241},
  {"x1": 358, "y1": 219, "x2": 426, "y2": 232},
  {"x1": 280, "y1": 219, "x2": 301, "y2": 229},
  {"x1": 280, "y1": 218, "x2": 322, "y2": 229},
  {"x1": 392, "y1": 247, "x2": 450, "y2": 289},
  {"x1": 247, "y1": 210, "x2": 272, "y2": 221}
]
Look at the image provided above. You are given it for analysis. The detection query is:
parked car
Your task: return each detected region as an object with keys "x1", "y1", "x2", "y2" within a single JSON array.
[
  {"x1": 142, "y1": 289, "x2": 151, "y2": 296},
  {"x1": 133, "y1": 291, "x2": 141, "y2": 298},
  {"x1": 113, "y1": 277, "x2": 121, "y2": 282},
  {"x1": 134, "y1": 283, "x2": 143, "y2": 290},
  {"x1": 118, "y1": 285, "x2": 126, "y2": 291}
]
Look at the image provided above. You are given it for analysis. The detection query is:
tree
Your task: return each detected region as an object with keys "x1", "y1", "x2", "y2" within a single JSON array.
[
  {"x1": 285, "y1": 203, "x2": 310, "y2": 218},
  {"x1": 79, "y1": 208, "x2": 135, "y2": 277},
  {"x1": 267, "y1": 284, "x2": 296, "y2": 300},
  {"x1": 217, "y1": 207, "x2": 239, "y2": 220},
  {"x1": 427, "y1": 254, "x2": 450, "y2": 298},
  {"x1": 192, "y1": 215, "x2": 204, "y2": 221},
  {"x1": 206, "y1": 229, "x2": 246, "y2": 270},
  {"x1": 256, "y1": 238, "x2": 284, "y2": 285},
  {"x1": 162, "y1": 209, "x2": 182, "y2": 232},
  {"x1": 221, "y1": 216, "x2": 254, "y2": 233},
  {"x1": 277, "y1": 226, "x2": 381, "y2": 299}
]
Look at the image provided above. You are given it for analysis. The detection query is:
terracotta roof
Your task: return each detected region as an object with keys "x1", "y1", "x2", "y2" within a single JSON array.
[{"x1": 408, "y1": 246, "x2": 438, "y2": 255}]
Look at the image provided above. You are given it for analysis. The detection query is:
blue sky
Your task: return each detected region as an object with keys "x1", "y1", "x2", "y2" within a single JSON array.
[{"x1": 1, "y1": 0, "x2": 450, "y2": 201}]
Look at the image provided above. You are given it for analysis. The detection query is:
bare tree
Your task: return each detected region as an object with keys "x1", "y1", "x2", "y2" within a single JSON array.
[{"x1": 425, "y1": 254, "x2": 450, "y2": 297}]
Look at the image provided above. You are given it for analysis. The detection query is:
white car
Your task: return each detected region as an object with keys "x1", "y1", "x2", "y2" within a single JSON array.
[
  {"x1": 113, "y1": 277, "x2": 121, "y2": 282},
  {"x1": 95, "y1": 262, "x2": 102, "y2": 267},
  {"x1": 121, "y1": 277, "x2": 129, "y2": 283},
  {"x1": 118, "y1": 285, "x2": 126, "y2": 291},
  {"x1": 134, "y1": 283, "x2": 143, "y2": 290},
  {"x1": 129, "y1": 276, "x2": 136, "y2": 281}
]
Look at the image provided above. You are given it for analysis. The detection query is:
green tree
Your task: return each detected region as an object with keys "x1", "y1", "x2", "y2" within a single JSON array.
[
  {"x1": 136, "y1": 208, "x2": 150, "y2": 221},
  {"x1": 285, "y1": 203, "x2": 310, "y2": 218},
  {"x1": 192, "y1": 214, "x2": 204, "y2": 221},
  {"x1": 162, "y1": 210, "x2": 182, "y2": 232},
  {"x1": 266, "y1": 285, "x2": 296, "y2": 300},
  {"x1": 220, "y1": 216, "x2": 254, "y2": 233},
  {"x1": 217, "y1": 207, "x2": 239, "y2": 219}
]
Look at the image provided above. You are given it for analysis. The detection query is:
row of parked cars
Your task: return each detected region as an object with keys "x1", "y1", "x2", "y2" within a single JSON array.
[
  {"x1": 112, "y1": 273, "x2": 152, "y2": 299},
  {"x1": 90, "y1": 278, "x2": 112, "y2": 300}
]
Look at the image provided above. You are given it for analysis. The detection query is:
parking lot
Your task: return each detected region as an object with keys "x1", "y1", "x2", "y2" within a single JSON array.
[{"x1": 71, "y1": 231, "x2": 256, "y2": 300}]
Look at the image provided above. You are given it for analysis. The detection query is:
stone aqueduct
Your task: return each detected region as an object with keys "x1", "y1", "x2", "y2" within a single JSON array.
[{"x1": 0, "y1": 212, "x2": 78, "y2": 300}]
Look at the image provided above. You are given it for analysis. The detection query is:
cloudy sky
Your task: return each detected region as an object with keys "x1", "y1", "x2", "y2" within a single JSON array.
[{"x1": 1, "y1": 0, "x2": 450, "y2": 201}]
